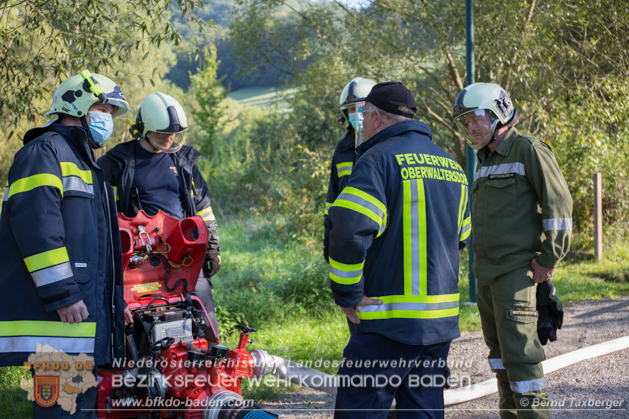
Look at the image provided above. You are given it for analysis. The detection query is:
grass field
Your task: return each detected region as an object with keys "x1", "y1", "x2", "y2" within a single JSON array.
[
  {"x1": 2, "y1": 216, "x2": 628, "y2": 415},
  {"x1": 228, "y1": 87, "x2": 296, "y2": 109}
]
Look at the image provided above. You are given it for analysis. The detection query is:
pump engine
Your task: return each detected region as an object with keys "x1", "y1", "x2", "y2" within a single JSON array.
[{"x1": 96, "y1": 211, "x2": 278, "y2": 419}]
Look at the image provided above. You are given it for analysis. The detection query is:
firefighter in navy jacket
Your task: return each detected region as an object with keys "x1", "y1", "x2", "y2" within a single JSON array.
[
  {"x1": 329, "y1": 82, "x2": 470, "y2": 418},
  {"x1": 0, "y1": 72, "x2": 132, "y2": 417},
  {"x1": 324, "y1": 77, "x2": 376, "y2": 334}
]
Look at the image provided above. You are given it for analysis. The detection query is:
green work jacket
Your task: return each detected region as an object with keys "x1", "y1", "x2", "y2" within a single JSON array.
[{"x1": 471, "y1": 128, "x2": 573, "y2": 284}]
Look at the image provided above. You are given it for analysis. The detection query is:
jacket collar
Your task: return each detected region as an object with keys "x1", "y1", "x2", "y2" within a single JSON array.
[
  {"x1": 477, "y1": 127, "x2": 519, "y2": 163},
  {"x1": 46, "y1": 122, "x2": 96, "y2": 165},
  {"x1": 493, "y1": 127, "x2": 519, "y2": 156},
  {"x1": 358, "y1": 120, "x2": 432, "y2": 155}
]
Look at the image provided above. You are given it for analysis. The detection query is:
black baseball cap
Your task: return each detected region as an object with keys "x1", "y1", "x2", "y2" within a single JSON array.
[{"x1": 365, "y1": 81, "x2": 417, "y2": 117}]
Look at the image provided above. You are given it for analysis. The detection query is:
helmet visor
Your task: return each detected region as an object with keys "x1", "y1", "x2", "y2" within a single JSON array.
[
  {"x1": 455, "y1": 109, "x2": 497, "y2": 150},
  {"x1": 147, "y1": 131, "x2": 186, "y2": 154},
  {"x1": 104, "y1": 86, "x2": 133, "y2": 119}
]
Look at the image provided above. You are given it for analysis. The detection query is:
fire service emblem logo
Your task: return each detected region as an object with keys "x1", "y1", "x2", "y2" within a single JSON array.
[{"x1": 34, "y1": 375, "x2": 60, "y2": 407}]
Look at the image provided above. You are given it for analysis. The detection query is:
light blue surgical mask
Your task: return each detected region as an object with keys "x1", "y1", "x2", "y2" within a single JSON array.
[
  {"x1": 348, "y1": 113, "x2": 357, "y2": 129},
  {"x1": 88, "y1": 111, "x2": 114, "y2": 145},
  {"x1": 348, "y1": 112, "x2": 364, "y2": 132}
]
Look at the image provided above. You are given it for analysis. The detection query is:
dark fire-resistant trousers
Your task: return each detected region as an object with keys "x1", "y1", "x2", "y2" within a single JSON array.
[
  {"x1": 334, "y1": 332, "x2": 451, "y2": 419},
  {"x1": 192, "y1": 272, "x2": 220, "y2": 343},
  {"x1": 477, "y1": 267, "x2": 550, "y2": 419}
]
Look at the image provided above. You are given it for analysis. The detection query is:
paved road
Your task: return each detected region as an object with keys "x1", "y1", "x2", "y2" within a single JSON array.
[{"x1": 259, "y1": 298, "x2": 629, "y2": 418}]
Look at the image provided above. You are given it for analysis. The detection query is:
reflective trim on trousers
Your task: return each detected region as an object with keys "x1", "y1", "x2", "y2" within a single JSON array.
[
  {"x1": 0, "y1": 336, "x2": 95, "y2": 354},
  {"x1": 488, "y1": 358, "x2": 505, "y2": 370},
  {"x1": 510, "y1": 377, "x2": 547, "y2": 393}
]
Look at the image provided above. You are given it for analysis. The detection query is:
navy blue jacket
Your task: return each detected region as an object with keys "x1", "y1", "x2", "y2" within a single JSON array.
[
  {"x1": 323, "y1": 127, "x2": 356, "y2": 258},
  {"x1": 328, "y1": 120, "x2": 471, "y2": 346},
  {"x1": 0, "y1": 122, "x2": 126, "y2": 366},
  {"x1": 98, "y1": 141, "x2": 219, "y2": 251}
]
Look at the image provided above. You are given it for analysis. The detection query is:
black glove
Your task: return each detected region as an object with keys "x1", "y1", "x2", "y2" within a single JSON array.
[
  {"x1": 536, "y1": 279, "x2": 563, "y2": 345},
  {"x1": 203, "y1": 249, "x2": 221, "y2": 278},
  {"x1": 323, "y1": 245, "x2": 329, "y2": 263}
]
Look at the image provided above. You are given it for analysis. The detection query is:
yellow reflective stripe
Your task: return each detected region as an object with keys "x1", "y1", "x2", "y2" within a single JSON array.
[
  {"x1": 403, "y1": 179, "x2": 427, "y2": 296},
  {"x1": 336, "y1": 162, "x2": 353, "y2": 177},
  {"x1": 418, "y1": 179, "x2": 427, "y2": 296},
  {"x1": 329, "y1": 258, "x2": 364, "y2": 285},
  {"x1": 460, "y1": 215, "x2": 471, "y2": 240},
  {"x1": 191, "y1": 180, "x2": 197, "y2": 196},
  {"x1": 457, "y1": 184, "x2": 465, "y2": 231},
  {"x1": 333, "y1": 200, "x2": 384, "y2": 235},
  {"x1": 403, "y1": 180, "x2": 412, "y2": 295},
  {"x1": 113, "y1": 186, "x2": 119, "y2": 201},
  {"x1": 59, "y1": 162, "x2": 92, "y2": 184},
  {"x1": 24, "y1": 247, "x2": 69, "y2": 273},
  {"x1": 196, "y1": 206, "x2": 215, "y2": 221},
  {"x1": 7, "y1": 174, "x2": 63, "y2": 199},
  {"x1": 324, "y1": 202, "x2": 332, "y2": 216},
  {"x1": 357, "y1": 307, "x2": 459, "y2": 320},
  {"x1": 342, "y1": 187, "x2": 387, "y2": 224},
  {"x1": 0, "y1": 321, "x2": 96, "y2": 337}
]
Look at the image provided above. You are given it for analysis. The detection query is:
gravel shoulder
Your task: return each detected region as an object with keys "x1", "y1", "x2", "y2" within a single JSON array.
[{"x1": 257, "y1": 297, "x2": 629, "y2": 418}]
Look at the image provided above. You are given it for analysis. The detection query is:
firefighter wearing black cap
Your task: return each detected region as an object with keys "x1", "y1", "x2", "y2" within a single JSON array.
[
  {"x1": 98, "y1": 92, "x2": 222, "y2": 341},
  {"x1": 329, "y1": 82, "x2": 471, "y2": 418},
  {"x1": 324, "y1": 77, "x2": 376, "y2": 334},
  {"x1": 453, "y1": 83, "x2": 572, "y2": 419},
  {"x1": 0, "y1": 71, "x2": 133, "y2": 418}
]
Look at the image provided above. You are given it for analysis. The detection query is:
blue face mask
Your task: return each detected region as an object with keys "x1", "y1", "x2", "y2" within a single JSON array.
[
  {"x1": 348, "y1": 112, "x2": 364, "y2": 132},
  {"x1": 88, "y1": 111, "x2": 114, "y2": 145},
  {"x1": 348, "y1": 113, "x2": 357, "y2": 129}
]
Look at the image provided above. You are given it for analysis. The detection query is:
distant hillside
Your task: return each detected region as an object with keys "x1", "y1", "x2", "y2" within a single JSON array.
[{"x1": 165, "y1": 0, "x2": 283, "y2": 92}]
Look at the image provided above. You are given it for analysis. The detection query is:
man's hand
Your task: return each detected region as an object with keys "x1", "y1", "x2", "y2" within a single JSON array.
[
  {"x1": 342, "y1": 296, "x2": 383, "y2": 325},
  {"x1": 57, "y1": 300, "x2": 89, "y2": 324},
  {"x1": 531, "y1": 258, "x2": 555, "y2": 284},
  {"x1": 124, "y1": 307, "x2": 133, "y2": 326}
]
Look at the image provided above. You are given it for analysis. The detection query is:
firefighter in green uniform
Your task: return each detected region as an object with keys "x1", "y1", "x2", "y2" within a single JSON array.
[{"x1": 453, "y1": 83, "x2": 573, "y2": 419}]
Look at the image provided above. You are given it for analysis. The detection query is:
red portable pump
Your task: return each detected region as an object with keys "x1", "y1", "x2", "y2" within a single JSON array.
[{"x1": 95, "y1": 211, "x2": 278, "y2": 419}]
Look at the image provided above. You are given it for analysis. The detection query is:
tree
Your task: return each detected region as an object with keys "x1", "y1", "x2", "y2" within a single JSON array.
[
  {"x1": 191, "y1": 45, "x2": 230, "y2": 157},
  {"x1": 0, "y1": 0, "x2": 208, "y2": 128},
  {"x1": 227, "y1": 0, "x2": 629, "y2": 237}
]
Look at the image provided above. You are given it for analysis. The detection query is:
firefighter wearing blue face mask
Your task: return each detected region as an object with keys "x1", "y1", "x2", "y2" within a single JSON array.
[
  {"x1": 0, "y1": 71, "x2": 133, "y2": 418},
  {"x1": 324, "y1": 78, "x2": 376, "y2": 334}
]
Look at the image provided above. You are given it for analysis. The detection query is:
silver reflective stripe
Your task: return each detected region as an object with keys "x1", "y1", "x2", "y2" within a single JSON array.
[
  {"x1": 62, "y1": 177, "x2": 94, "y2": 195},
  {"x1": 31, "y1": 262, "x2": 73, "y2": 287},
  {"x1": 474, "y1": 163, "x2": 526, "y2": 181},
  {"x1": 2, "y1": 187, "x2": 8, "y2": 202},
  {"x1": 409, "y1": 180, "x2": 421, "y2": 295},
  {"x1": 0, "y1": 336, "x2": 95, "y2": 353},
  {"x1": 329, "y1": 265, "x2": 362, "y2": 280},
  {"x1": 336, "y1": 192, "x2": 386, "y2": 224},
  {"x1": 510, "y1": 377, "x2": 547, "y2": 393},
  {"x1": 542, "y1": 218, "x2": 572, "y2": 231},
  {"x1": 337, "y1": 166, "x2": 352, "y2": 176},
  {"x1": 488, "y1": 358, "x2": 505, "y2": 370},
  {"x1": 357, "y1": 301, "x2": 459, "y2": 313}
]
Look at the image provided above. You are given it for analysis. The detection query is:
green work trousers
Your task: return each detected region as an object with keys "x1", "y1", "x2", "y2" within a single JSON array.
[{"x1": 477, "y1": 267, "x2": 550, "y2": 419}]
